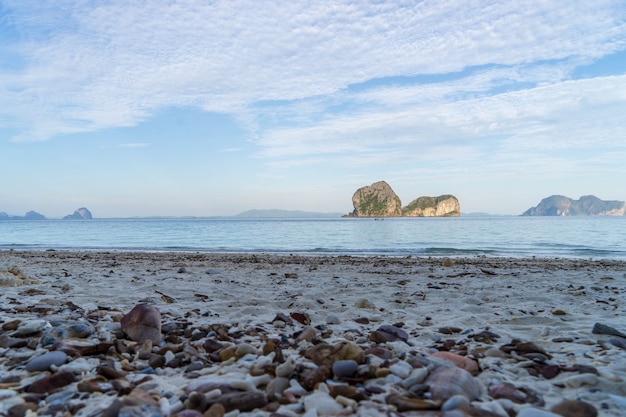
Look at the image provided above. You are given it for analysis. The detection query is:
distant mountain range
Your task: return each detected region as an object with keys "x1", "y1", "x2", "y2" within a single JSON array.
[
  {"x1": 522, "y1": 195, "x2": 625, "y2": 216},
  {"x1": 234, "y1": 209, "x2": 343, "y2": 218}
]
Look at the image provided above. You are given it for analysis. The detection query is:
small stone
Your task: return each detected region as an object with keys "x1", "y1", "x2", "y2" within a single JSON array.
[
  {"x1": 430, "y1": 351, "x2": 478, "y2": 374},
  {"x1": 541, "y1": 364, "x2": 560, "y2": 379},
  {"x1": 592, "y1": 322, "x2": 626, "y2": 338},
  {"x1": 550, "y1": 399, "x2": 598, "y2": 417},
  {"x1": 355, "y1": 298, "x2": 376, "y2": 309},
  {"x1": 551, "y1": 309, "x2": 566, "y2": 316},
  {"x1": 25, "y1": 351, "x2": 68, "y2": 372},
  {"x1": 386, "y1": 394, "x2": 440, "y2": 411},
  {"x1": 121, "y1": 304, "x2": 162, "y2": 344},
  {"x1": 303, "y1": 390, "x2": 343, "y2": 415},
  {"x1": 517, "y1": 408, "x2": 562, "y2": 417},
  {"x1": 14, "y1": 319, "x2": 49, "y2": 336},
  {"x1": 438, "y1": 326, "x2": 462, "y2": 334},
  {"x1": 441, "y1": 394, "x2": 470, "y2": 411},
  {"x1": 609, "y1": 338, "x2": 626, "y2": 350},
  {"x1": 332, "y1": 360, "x2": 359, "y2": 378},
  {"x1": 326, "y1": 314, "x2": 341, "y2": 324},
  {"x1": 266, "y1": 377, "x2": 290, "y2": 399},
  {"x1": 204, "y1": 403, "x2": 225, "y2": 417},
  {"x1": 389, "y1": 361, "x2": 412, "y2": 379},
  {"x1": 26, "y1": 371, "x2": 76, "y2": 394},
  {"x1": 370, "y1": 325, "x2": 408, "y2": 343},
  {"x1": 488, "y1": 382, "x2": 527, "y2": 404}
]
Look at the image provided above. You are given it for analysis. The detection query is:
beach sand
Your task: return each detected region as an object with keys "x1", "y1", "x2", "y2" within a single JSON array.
[{"x1": 1, "y1": 250, "x2": 626, "y2": 416}]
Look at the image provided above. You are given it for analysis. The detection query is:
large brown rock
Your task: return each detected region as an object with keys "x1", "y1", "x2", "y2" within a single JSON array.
[
  {"x1": 350, "y1": 181, "x2": 402, "y2": 217},
  {"x1": 402, "y1": 195, "x2": 460, "y2": 217},
  {"x1": 121, "y1": 304, "x2": 162, "y2": 344}
]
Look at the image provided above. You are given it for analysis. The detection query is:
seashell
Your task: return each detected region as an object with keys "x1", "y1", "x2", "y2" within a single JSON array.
[{"x1": 425, "y1": 366, "x2": 481, "y2": 401}]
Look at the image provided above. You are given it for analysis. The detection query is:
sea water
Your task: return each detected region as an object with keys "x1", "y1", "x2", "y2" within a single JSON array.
[{"x1": 1, "y1": 216, "x2": 625, "y2": 259}]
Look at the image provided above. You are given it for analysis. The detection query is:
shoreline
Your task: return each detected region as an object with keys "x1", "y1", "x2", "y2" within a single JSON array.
[{"x1": 2, "y1": 250, "x2": 626, "y2": 416}]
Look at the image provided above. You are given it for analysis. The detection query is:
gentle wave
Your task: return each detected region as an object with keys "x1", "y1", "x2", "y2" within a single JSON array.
[{"x1": 1, "y1": 216, "x2": 625, "y2": 259}]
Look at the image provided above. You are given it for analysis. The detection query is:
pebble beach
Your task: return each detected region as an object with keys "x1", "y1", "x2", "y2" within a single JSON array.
[{"x1": 1, "y1": 250, "x2": 626, "y2": 417}]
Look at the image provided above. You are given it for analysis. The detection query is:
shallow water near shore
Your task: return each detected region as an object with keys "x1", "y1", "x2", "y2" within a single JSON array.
[{"x1": 1, "y1": 216, "x2": 625, "y2": 259}]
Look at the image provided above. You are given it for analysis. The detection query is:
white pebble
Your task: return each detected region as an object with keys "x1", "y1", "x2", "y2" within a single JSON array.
[
  {"x1": 276, "y1": 356, "x2": 297, "y2": 377},
  {"x1": 389, "y1": 361, "x2": 412, "y2": 379},
  {"x1": 403, "y1": 367, "x2": 429, "y2": 388},
  {"x1": 303, "y1": 391, "x2": 343, "y2": 416},
  {"x1": 517, "y1": 407, "x2": 561, "y2": 417},
  {"x1": 562, "y1": 373, "x2": 599, "y2": 388}
]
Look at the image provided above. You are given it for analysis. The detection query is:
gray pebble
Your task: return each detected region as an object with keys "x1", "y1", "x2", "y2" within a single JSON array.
[
  {"x1": 26, "y1": 351, "x2": 68, "y2": 372},
  {"x1": 332, "y1": 359, "x2": 359, "y2": 378}
]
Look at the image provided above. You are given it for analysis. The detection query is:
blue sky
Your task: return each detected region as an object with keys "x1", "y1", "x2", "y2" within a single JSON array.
[{"x1": 1, "y1": 0, "x2": 625, "y2": 217}]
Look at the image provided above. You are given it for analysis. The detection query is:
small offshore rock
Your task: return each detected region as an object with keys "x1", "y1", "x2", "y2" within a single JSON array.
[
  {"x1": 332, "y1": 360, "x2": 359, "y2": 378},
  {"x1": 25, "y1": 351, "x2": 68, "y2": 372},
  {"x1": 121, "y1": 304, "x2": 162, "y2": 344},
  {"x1": 550, "y1": 399, "x2": 598, "y2": 417}
]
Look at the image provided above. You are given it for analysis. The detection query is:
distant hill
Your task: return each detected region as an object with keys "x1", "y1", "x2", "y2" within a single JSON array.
[
  {"x1": 522, "y1": 195, "x2": 625, "y2": 216},
  {"x1": 234, "y1": 209, "x2": 343, "y2": 218},
  {"x1": 0, "y1": 210, "x2": 46, "y2": 220}
]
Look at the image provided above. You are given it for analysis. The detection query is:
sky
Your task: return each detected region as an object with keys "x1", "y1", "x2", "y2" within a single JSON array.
[{"x1": 1, "y1": 0, "x2": 625, "y2": 218}]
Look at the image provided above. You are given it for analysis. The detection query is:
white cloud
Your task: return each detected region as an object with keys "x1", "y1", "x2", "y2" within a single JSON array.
[{"x1": 0, "y1": 0, "x2": 625, "y2": 142}]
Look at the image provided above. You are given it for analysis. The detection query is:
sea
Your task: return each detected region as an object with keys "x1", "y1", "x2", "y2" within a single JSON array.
[{"x1": 1, "y1": 216, "x2": 625, "y2": 260}]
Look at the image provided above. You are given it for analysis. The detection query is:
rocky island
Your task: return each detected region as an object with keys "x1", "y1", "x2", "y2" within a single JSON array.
[
  {"x1": 0, "y1": 208, "x2": 93, "y2": 220},
  {"x1": 522, "y1": 195, "x2": 625, "y2": 216},
  {"x1": 345, "y1": 181, "x2": 460, "y2": 217}
]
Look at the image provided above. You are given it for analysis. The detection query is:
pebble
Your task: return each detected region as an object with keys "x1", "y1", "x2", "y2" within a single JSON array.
[
  {"x1": 120, "y1": 304, "x2": 162, "y2": 344},
  {"x1": 517, "y1": 408, "x2": 561, "y2": 417},
  {"x1": 441, "y1": 394, "x2": 470, "y2": 411},
  {"x1": 332, "y1": 359, "x2": 359, "y2": 378},
  {"x1": 14, "y1": 319, "x2": 49, "y2": 336},
  {"x1": 25, "y1": 351, "x2": 68, "y2": 372},
  {"x1": 550, "y1": 399, "x2": 598, "y2": 417},
  {"x1": 389, "y1": 360, "x2": 412, "y2": 379}
]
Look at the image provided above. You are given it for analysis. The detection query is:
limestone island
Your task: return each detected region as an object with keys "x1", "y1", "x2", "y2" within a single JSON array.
[
  {"x1": 344, "y1": 180, "x2": 460, "y2": 217},
  {"x1": 522, "y1": 195, "x2": 625, "y2": 216}
]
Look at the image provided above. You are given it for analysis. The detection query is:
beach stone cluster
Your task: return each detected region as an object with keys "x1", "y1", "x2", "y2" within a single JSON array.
[
  {"x1": 1, "y1": 300, "x2": 623, "y2": 416},
  {"x1": 1, "y1": 252, "x2": 626, "y2": 417}
]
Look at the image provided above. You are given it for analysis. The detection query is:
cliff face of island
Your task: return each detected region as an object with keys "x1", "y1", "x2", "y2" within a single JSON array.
[
  {"x1": 351, "y1": 181, "x2": 403, "y2": 217},
  {"x1": 347, "y1": 181, "x2": 460, "y2": 217},
  {"x1": 402, "y1": 195, "x2": 460, "y2": 217},
  {"x1": 522, "y1": 195, "x2": 625, "y2": 216}
]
